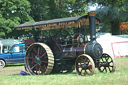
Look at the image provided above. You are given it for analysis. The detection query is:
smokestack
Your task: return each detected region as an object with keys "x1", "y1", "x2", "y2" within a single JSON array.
[{"x1": 88, "y1": 12, "x2": 96, "y2": 41}]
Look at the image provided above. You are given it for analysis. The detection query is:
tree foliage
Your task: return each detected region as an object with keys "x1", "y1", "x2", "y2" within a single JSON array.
[
  {"x1": 87, "y1": 0, "x2": 128, "y2": 35},
  {"x1": 28, "y1": 0, "x2": 89, "y2": 21},
  {"x1": 0, "y1": 0, "x2": 89, "y2": 38},
  {"x1": 26, "y1": 0, "x2": 89, "y2": 38},
  {"x1": 0, "y1": 0, "x2": 33, "y2": 38}
]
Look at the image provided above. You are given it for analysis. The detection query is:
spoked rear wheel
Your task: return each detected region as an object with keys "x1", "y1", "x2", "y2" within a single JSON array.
[
  {"x1": 75, "y1": 54, "x2": 95, "y2": 76},
  {"x1": 98, "y1": 53, "x2": 116, "y2": 73},
  {"x1": 25, "y1": 43, "x2": 54, "y2": 75}
]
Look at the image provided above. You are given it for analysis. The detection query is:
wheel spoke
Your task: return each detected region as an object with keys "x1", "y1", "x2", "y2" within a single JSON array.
[
  {"x1": 30, "y1": 64, "x2": 38, "y2": 70},
  {"x1": 31, "y1": 52, "x2": 36, "y2": 57},
  {"x1": 30, "y1": 61, "x2": 35, "y2": 64},
  {"x1": 87, "y1": 59, "x2": 90, "y2": 64},
  {"x1": 88, "y1": 65, "x2": 92, "y2": 69},
  {"x1": 40, "y1": 47, "x2": 43, "y2": 55},
  {"x1": 40, "y1": 52, "x2": 46, "y2": 58},
  {"x1": 40, "y1": 65, "x2": 45, "y2": 73},
  {"x1": 101, "y1": 68, "x2": 103, "y2": 72},
  {"x1": 43, "y1": 56, "x2": 48, "y2": 59},
  {"x1": 105, "y1": 56, "x2": 109, "y2": 61},
  {"x1": 80, "y1": 68, "x2": 83, "y2": 73},
  {"x1": 101, "y1": 58, "x2": 104, "y2": 62},
  {"x1": 26, "y1": 56, "x2": 34, "y2": 59},
  {"x1": 81, "y1": 57, "x2": 85, "y2": 63},
  {"x1": 105, "y1": 67, "x2": 107, "y2": 72},
  {"x1": 84, "y1": 70, "x2": 86, "y2": 75},
  {"x1": 38, "y1": 67, "x2": 41, "y2": 75},
  {"x1": 109, "y1": 65, "x2": 113, "y2": 67},
  {"x1": 36, "y1": 65, "x2": 38, "y2": 74},
  {"x1": 84, "y1": 70, "x2": 89, "y2": 75},
  {"x1": 42, "y1": 61, "x2": 48, "y2": 63},
  {"x1": 101, "y1": 67, "x2": 105, "y2": 72},
  {"x1": 43, "y1": 64, "x2": 47, "y2": 72},
  {"x1": 88, "y1": 68, "x2": 92, "y2": 73},
  {"x1": 108, "y1": 66, "x2": 112, "y2": 72},
  {"x1": 109, "y1": 60, "x2": 113, "y2": 63},
  {"x1": 83, "y1": 57, "x2": 87, "y2": 63},
  {"x1": 80, "y1": 69, "x2": 83, "y2": 75},
  {"x1": 32, "y1": 47, "x2": 38, "y2": 55},
  {"x1": 38, "y1": 47, "x2": 40, "y2": 56}
]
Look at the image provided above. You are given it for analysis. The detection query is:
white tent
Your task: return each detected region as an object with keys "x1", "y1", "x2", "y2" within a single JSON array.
[
  {"x1": 0, "y1": 39, "x2": 20, "y2": 46},
  {"x1": 97, "y1": 33, "x2": 128, "y2": 58},
  {"x1": 0, "y1": 39, "x2": 20, "y2": 53}
]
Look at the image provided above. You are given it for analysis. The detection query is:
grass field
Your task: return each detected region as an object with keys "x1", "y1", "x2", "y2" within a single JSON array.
[{"x1": 0, "y1": 57, "x2": 128, "y2": 85}]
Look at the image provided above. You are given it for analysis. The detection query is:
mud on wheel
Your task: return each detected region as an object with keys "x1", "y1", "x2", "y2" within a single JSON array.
[
  {"x1": 25, "y1": 43, "x2": 54, "y2": 75},
  {"x1": 75, "y1": 54, "x2": 95, "y2": 76},
  {"x1": 98, "y1": 53, "x2": 116, "y2": 73}
]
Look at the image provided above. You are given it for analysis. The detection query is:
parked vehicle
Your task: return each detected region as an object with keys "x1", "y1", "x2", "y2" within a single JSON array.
[
  {"x1": 0, "y1": 39, "x2": 20, "y2": 54},
  {"x1": 0, "y1": 44, "x2": 25, "y2": 68}
]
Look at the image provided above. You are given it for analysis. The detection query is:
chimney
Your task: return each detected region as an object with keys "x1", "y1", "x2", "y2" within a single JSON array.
[{"x1": 88, "y1": 12, "x2": 96, "y2": 41}]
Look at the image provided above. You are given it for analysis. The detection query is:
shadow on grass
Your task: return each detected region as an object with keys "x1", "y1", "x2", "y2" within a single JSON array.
[
  {"x1": 51, "y1": 71, "x2": 77, "y2": 76},
  {"x1": 6, "y1": 63, "x2": 24, "y2": 67},
  {"x1": 11, "y1": 71, "x2": 77, "y2": 76}
]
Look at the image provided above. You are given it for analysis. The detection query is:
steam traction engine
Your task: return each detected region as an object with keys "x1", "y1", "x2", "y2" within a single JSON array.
[{"x1": 15, "y1": 12, "x2": 115, "y2": 76}]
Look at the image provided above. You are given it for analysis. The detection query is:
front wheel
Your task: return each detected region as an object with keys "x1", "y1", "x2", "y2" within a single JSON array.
[
  {"x1": 75, "y1": 54, "x2": 95, "y2": 76},
  {"x1": 0, "y1": 60, "x2": 6, "y2": 68},
  {"x1": 98, "y1": 53, "x2": 116, "y2": 73}
]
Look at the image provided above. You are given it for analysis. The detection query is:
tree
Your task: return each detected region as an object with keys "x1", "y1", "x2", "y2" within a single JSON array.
[
  {"x1": 0, "y1": 0, "x2": 33, "y2": 38},
  {"x1": 28, "y1": 0, "x2": 89, "y2": 21},
  {"x1": 67, "y1": 0, "x2": 88, "y2": 16},
  {"x1": 27, "y1": 0, "x2": 89, "y2": 37},
  {"x1": 87, "y1": 0, "x2": 128, "y2": 35}
]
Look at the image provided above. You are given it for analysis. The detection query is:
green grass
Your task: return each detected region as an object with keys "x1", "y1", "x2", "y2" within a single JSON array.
[{"x1": 0, "y1": 57, "x2": 128, "y2": 85}]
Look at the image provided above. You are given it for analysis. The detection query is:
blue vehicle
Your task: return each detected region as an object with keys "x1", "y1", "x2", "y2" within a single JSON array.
[{"x1": 0, "y1": 44, "x2": 25, "y2": 68}]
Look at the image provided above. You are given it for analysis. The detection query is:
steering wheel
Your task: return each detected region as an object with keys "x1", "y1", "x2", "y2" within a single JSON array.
[{"x1": 55, "y1": 29, "x2": 72, "y2": 42}]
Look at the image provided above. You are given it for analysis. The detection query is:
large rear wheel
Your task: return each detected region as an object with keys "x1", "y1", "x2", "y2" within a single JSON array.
[{"x1": 25, "y1": 43, "x2": 54, "y2": 75}]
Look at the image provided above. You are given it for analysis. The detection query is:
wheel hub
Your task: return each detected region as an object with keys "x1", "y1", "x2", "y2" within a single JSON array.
[
  {"x1": 81, "y1": 64, "x2": 87, "y2": 69},
  {"x1": 34, "y1": 56, "x2": 41, "y2": 64},
  {"x1": 100, "y1": 62, "x2": 109, "y2": 67}
]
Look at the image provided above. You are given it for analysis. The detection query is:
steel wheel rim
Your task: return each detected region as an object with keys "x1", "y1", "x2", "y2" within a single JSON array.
[
  {"x1": 75, "y1": 54, "x2": 95, "y2": 76},
  {"x1": 0, "y1": 60, "x2": 5, "y2": 68},
  {"x1": 98, "y1": 53, "x2": 115, "y2": 73},
  {"x1": 25, "y1": 43, "x2": 54, "y2": 75}
]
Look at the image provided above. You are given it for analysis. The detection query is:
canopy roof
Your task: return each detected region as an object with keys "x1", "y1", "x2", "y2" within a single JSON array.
[{"x1": 15, "y1": 15, "x2": 100, "y2": 30}]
